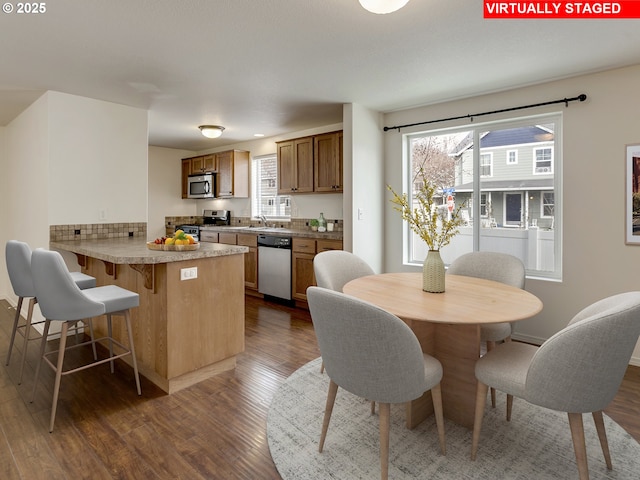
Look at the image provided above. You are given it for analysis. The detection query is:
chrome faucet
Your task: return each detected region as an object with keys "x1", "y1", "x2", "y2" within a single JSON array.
[{"x1": 259, "y1": 214, "x2": 268, "y2": 227}]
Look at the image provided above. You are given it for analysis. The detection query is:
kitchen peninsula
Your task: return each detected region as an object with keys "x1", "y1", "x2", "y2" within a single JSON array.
[{"x1": 50, "y1": 238, "x2": 248, "y2": 394}]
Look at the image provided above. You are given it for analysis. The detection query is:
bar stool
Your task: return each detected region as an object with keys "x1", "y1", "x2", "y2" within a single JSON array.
[
  {"x1": 29, "y1": 248, "x2": 142, "y2": 432},
  {"x1": 5, "y1": 240, "x2": 97, "y2": 384}
]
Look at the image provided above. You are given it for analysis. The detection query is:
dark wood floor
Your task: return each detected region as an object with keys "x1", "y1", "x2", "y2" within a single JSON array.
[{"x1": 1, "y1": 296, "x2": 639, "y2": 479}]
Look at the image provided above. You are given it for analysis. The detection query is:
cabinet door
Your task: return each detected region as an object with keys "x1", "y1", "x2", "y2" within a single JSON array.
[
  {"x1": 238, "y1": 234, "x2": 258, "y2": 290},
  {"x1": 181, "y1": 158, "x2": 192, "y2": 198},
  {"x1": 202, "y1": 154, "x2": 217, "y2": 172},
  {"x1": 216, "y1": 151, "x2": 233, "y2": 197},
  {"x1": 316, "y1": 239, "x2": 343, "y2": 253},
  {"x1": 218, "y1": 233, "x2": 237, "y2": 245},
  {"x1": 292, "y1": 252, "x2": 315, "y2": 301},
  {"x1": 277, "y1": 141, "x2": 295, "y2": 193},
  {"x1": 294, "y1": 137, "x2": 314, "y2": 193},
  {"x1": 314, "y1": 132, "x2": 342, "y2": 192},
  {"x1": 216, "y1": 150, "x2": 249, "y2": 198},
  {"x1": 191, "y1": 156, "x2": 205, "y2": 173}
]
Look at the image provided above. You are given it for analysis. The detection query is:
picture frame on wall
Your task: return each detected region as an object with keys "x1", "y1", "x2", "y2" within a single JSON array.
[{"x1": 625, "y1": 143, "x2": 640, "y2": 244}]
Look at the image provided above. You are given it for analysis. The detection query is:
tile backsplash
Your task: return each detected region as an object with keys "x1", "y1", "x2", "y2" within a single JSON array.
[
  {"x1": 165, "y1": 216, "x2": 343, "y2": 233},
  {"x1": 50, "y1": 223, "x2": 147, "y2": 241}
]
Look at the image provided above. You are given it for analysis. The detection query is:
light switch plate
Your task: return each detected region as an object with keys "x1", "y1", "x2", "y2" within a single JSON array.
[{"x1": 180, "y1": 267, "x2": 197, "y2": 280}]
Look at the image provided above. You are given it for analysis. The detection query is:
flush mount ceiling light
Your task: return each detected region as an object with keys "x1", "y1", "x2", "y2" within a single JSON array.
[
  {"x1": 198, "y1": 125, "x2": 225, "y2": 138},
  {"x1": 359, "y1": 0, "x2": 409, "y2": 14}
]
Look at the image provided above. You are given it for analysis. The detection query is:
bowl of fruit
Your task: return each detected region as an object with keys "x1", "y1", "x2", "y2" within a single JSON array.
[{"x1": 147, "y1": 230, "x2": 200, "y2": 251}]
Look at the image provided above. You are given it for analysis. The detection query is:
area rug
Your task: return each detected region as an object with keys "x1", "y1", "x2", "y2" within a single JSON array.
[{"x1": 267, "y1": 357, "x2": 640, "y2": 479}]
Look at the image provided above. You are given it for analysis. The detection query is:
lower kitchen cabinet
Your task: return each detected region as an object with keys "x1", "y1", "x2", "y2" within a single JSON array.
[
  {"x1": 217, "y1": 232, "x2": 258, "y2": 291},
  {"x1": 237, "y1": 234, "x2": 258, "y2": 291},
  {"x1": 292, "y1": 237, "x2": 343, "y2": 302}
]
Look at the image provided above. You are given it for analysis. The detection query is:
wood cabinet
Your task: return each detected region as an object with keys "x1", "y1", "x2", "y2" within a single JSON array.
[
  {"x1": 216, "y1": 150, "x2": 249, "y2": 198},
  {"x1": 277, "y1": 137, "x2": 314, "y2": 194},
  {"x1": 181, "y1": 150, "x2": 248, "y2": 198},
  {"x1": 291, "y1": 237, "x2": 343, "y2": 302},
  {"x1": 277, "y1": 131, "x2": 342, "y2": 194},
  {"x1": 314, "y1": 131, "x2": 343, "y2": 192},
  {"x1": 217, "y1": 232, "x2": 258, "y2": 290},
  {"x1": 237, "y1": 234, "x2": 258, "y2": 290}
]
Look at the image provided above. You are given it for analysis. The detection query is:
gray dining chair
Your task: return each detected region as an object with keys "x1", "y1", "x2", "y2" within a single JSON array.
[
  {"x1": 307, "y1": 286, "x2": 445, "y2": 480},
  {"x1": 29, "y1": 248, "x2": 142, "y2": 432},
  {"x1": 471, "y1": 291, "x2": 640, "y2": 480},
  {"x1": 313, "y1": 250, "x2": 375, "y2": 375},
  {"x1": 5, "y1": 240, "x2": 97, "y2": 384},
  {"x1": 447, "y1": 251, "x2": 526, "y2": 407}
]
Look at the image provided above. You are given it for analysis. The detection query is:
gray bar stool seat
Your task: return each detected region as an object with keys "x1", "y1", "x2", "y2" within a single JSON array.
[
  {"x1": 29, "y1": 248, "x2": 142, "y2": 432},
  {"x1": 5, "y1": 240, "x2": 97, "y2": 384}
]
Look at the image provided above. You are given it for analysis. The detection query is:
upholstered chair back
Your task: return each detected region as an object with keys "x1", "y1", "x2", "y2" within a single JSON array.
[{"x1": 313, "y1": 250, "x2": 374, "y2": 292}]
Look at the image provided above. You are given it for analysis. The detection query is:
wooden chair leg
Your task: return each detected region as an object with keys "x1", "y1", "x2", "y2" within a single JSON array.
[
  {"x1": 49, "y1": 322, "x2": 70, "y2": 432},
  {"x1": 6, "y1": 296, "x2": 24, "y2": 366},
  {"x1": 568, "y1": 412, "x2": 590, "y2": 480},
  {"x1": 506, "y1": 394, "x2": 513, "y2": 421},
  {"x1": 592, "y1": 411, "x2": 612, "y2": 470},
  {"x1": 486, "y1": 341, "x2": 497, "y2": 408},
  {"x1": 371, "y1": 401, "x2": 376, "y2": 415},
  {"x1": 320, "y1": 360, "x2": 324, "y2": 374},
  {"x1": 18, "y1": 298, "x2": 37, "y2": 384},
  {"x1": 430, "y1": 383, "x2": 446, "y2": 455},
  {"x1": 471, "y1": 381, "x2": 489, "y2": 460},
  {"x1": 319, "y1": 380, "x2": 338, "y2": 452},
  {"x1": 31, "y1": 319, "x2": 52, "y2": 403},
  {"x1": 379, "y1": 402, "x2": 390, "y2": 480}
]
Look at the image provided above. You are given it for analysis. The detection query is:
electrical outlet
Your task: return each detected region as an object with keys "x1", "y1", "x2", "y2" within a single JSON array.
[
  {"x1": 180, "y1": 267, "x2": 198, "y2": 281},
  {"x1": 358, "y1": 208, "x2": 364, "y2": 220}
]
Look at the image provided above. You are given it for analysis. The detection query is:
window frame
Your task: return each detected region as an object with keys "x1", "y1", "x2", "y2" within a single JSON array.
[
  {"x1": 402, "y1": 112, "x2": 562, "y2": 281},
  {"x1": 251, "y1": 153, "x2": 291, "y2": 221}
]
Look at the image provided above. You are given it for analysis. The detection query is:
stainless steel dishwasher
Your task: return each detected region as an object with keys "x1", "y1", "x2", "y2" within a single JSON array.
[{"x1": 258, "y1": 234, "x2": 292, "y2": 301}]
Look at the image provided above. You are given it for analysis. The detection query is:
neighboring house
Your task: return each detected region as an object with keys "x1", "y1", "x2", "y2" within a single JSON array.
[{"x1": 452, "y1": 125, "x2": 555, "y2": 229}]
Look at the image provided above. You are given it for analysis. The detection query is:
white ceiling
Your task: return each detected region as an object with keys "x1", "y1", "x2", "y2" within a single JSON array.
[{"x1": 2, "y1": 1, "x2": 640, "y2": 151}]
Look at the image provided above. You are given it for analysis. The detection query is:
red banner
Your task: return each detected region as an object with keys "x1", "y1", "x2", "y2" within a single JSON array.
[{"x1": 484, "y1": 1, "x2": 640, "y2": 18}]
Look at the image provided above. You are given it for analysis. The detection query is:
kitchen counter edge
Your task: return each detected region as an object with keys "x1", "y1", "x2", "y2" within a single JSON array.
[
  {"x1": 199, "y1": 225, "x2": 343, "y2": 240},
  {"x1": 51, "y1": 238, "x2": 248, "y2": 265}
]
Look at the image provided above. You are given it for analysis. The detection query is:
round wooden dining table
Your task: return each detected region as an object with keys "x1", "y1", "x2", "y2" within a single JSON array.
[{"x1": 343, "y1": 272, "x2": 543, "y2": 429}]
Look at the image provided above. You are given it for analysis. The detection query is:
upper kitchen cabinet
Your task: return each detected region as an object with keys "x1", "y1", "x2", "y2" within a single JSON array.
[
  {"x1": 181, "y1": 150, "x2": 249, "y2": 198},
  {"x1": 314, "y1": 131, "x2": 343, "y2": 193},
  {"x1": 277, "y1": 137, "x2": 314, "y2": 194},
  {"x1": 193, "y1": 154, "x2": 217, "y2": 173},
  {"x1": 276, "y1": 131, "x2": 343, "y2": 194},
  {"x1": 181, "y1": 155, "x2": 216, "y2": 198},
  {"x1": 216, "y1": 150, "x2": 249, "y2": 198}
]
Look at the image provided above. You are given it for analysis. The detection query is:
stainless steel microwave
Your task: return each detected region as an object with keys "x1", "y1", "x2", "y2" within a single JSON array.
[{"x1": 187, "y1": 173, "x2": 216, "y2": 199}]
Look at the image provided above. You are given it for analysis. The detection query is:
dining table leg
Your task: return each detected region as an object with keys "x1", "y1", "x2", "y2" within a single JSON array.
[{"x1": 406, "y1": 321, "x2": 481, "y2": 429}]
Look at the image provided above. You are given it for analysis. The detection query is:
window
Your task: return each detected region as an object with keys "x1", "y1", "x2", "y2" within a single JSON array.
[
  {"x1": 542, "y1": 192, "x2": 555, "y2": 217},
  {"x1": 480, "y1": 153, "x2": 493, "y2": 176},
  {"x1": 404, "y1": 114, "x2": 562, "y2": 279},
  {"x1": 534, "y1": 147, "x2": 553, "y2": 174},
  {"x1": 252, "y1": 154, "x2": 290, "y2": 219}
]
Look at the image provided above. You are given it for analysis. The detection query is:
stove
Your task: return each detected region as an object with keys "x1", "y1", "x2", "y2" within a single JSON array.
[
  {"x1": 175, "y1": 224, "x2": 200, "y2": 242},
  {"x1": 203, "y1": 209, "x2": 231, "y2": 226}
]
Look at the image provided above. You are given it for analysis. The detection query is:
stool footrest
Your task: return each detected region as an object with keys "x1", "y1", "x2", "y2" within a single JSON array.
[{"x1": 41, "y1": 336, "x2": 133, "y2": 376}]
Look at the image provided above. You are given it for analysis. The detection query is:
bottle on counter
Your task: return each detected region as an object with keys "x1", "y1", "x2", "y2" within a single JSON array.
[{"x1": 318, "y1": 213, "x2": 327, "y2": 232}]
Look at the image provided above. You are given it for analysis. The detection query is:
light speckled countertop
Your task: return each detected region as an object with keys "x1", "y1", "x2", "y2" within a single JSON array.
[
  {"x1": 199, "y1": 225, "x2": 343, "y2": 240},
  {"x1": 51, "y1": 238, "x2": 248, "y2": 265}
]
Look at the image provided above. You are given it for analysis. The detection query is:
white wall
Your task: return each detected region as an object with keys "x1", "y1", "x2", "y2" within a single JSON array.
[
  {"x1": 148, "y1": 146, "x2": 198, "y2": 239},
  {"x1": 0, "y1": 126, "x2": 7, "y2": 299},
  {"x1": 47, "y1": 92, "x2": 148, "y2": 225},
  {"x1": 383, "y1": 64, "x2": 640, "y2": 364},
  {"x1": 345, "y1": 103, "x2": 384, "y2": 273},
  {"x1": 0, "y1": 91, "x2": 148, "y2": 319}
]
